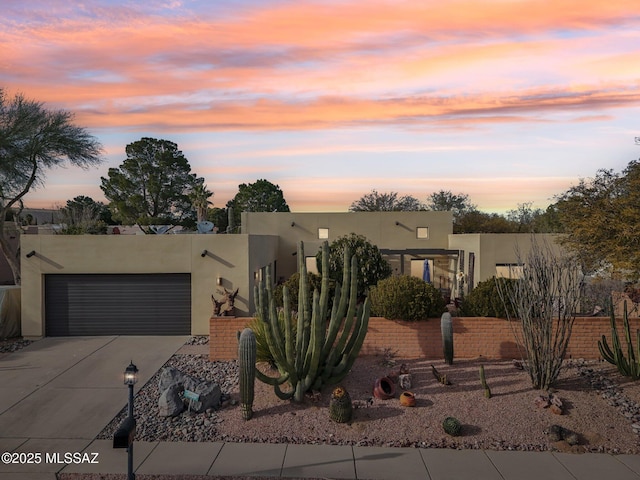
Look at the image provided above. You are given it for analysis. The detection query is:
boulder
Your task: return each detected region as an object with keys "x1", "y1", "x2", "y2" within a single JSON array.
[
  {"x1": 158, "y1": 384, "x2": 184, "y2": 417},
  {"x1": 159, "y1": 367, "x2": 185, "y2": 391},
  {"x1": 189, "y1": 381, "x2": 221, "y2": 413}
]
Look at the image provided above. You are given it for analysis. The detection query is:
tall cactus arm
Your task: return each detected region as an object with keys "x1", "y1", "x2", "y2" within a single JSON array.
[
  {"x1": 296, "y1": 242, "x2": 310, "y2": 376},
  {"x1": 598, "y1": 300, "x2": 639, "y2": 379},
  {"x1": 282, "y1": 286, "x2": 294, "y2": 365},
  {"x1": 256, "y1": 271, "x2": 296, "y2": 380},
  {"x1": 321, "y1": 247, "x2": 351, "y2": 360},
  {"x1": 623, "y1": 302, "x2": 637, "y2": 365},
  {"x1": 302, "y1": 290, "x2": 324, "y2": 383},
  {"x1": 318, "y1": 240, "x2": 331, "y2": 323},
  {"x1": 598, "y1": 335, "x2": 617, "y2": 364},
  {"x1": 328, "y1": 255, "x2": 359, "y2": 360},
  {"x1": 326, "y1": 300, "x2": 371, "y2": 385}
]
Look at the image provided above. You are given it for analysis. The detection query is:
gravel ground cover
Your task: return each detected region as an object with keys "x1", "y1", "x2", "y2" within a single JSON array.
[{"x1": 97, "y1": 336, "x2": 640, "y2": 455}]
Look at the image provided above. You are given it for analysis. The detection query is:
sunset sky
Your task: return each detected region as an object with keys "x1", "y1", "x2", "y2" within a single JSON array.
[{"x1": 2, "y1": 0, "x2": 639, "y2": 213}]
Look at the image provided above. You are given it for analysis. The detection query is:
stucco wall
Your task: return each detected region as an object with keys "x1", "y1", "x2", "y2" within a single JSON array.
[
  {"x1": 20, "y1": 234, "x2": 278, "y2": 337},
  {"x1": 242, "y1": 211, "x2": 454, "y2": 280},
  {"x1": 448, "y1": 233, "x2": 564, "y2": 286}
]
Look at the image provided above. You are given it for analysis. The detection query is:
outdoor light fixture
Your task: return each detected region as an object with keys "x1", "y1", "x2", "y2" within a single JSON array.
[
  {"x1": 114, "y1": 361, "x2": 139, "y2": 480},
  {"x1": 201, "y1": 249, "x2": 208, "y2": 257},
  {"x1": 26, "y1": 250, "x2": 36, "y2": 258},
  {"x1": 395, "y1": 221, "x2": 400, "y2": 226},
  {"x1": 290, "y1": 221, "x2": 295, "y2": 227},
  {"x1": 124, "y1": 361, "x2": 138, "y2": 386},
  {"x1": 216, "y1": 276, "x2": 222, "y2": 286}
]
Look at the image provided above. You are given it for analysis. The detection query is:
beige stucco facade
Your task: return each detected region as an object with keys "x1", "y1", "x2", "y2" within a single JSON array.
[
  {"x1": 448, "y1": 233, "x2": 563, "y2": 288},
  {"x1": 242, "y1": 211, "x2": 454, "y2": 280},
  {"x1": 20, "y1": 234, "x2": 278, "y2": 337},
  {"x1": 19, "y1": 211, "x2": 565, "y2": 338}
]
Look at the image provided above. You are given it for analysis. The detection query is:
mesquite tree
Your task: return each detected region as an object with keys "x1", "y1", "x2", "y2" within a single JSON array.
[{"x1": 497, "y1": 237, "x2": 584, "y2": 390}]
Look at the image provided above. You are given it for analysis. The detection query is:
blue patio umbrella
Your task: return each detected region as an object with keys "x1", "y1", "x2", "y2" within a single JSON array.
[{"x1": 422, "y1": 259, "x2": 431, "y2": 283}]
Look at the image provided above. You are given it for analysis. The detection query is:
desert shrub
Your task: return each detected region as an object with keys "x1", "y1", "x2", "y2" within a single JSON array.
[
  {"x1": 316, "y1": 233, "x2": 392, "y2": 296},
  {"x1": 460, "y1": 277, "x2": 518, "y2": 318},
  {"x1": 273, "y1": 271, "x2": 323, "y2": 310},
  {"x1": 369, "y1": 275, "x2": 446, "y2": 321}
]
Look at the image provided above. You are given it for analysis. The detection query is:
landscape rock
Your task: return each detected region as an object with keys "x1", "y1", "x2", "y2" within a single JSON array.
[
  {"x1": 190, "y1": 380, "x2": 221, "y2": 413},
  {"x1": 158, "y1": 384, "x2": 184, "y2": 417},
  {"x1": 158, "y1": 367, "x2": 187, "y2": 392}
]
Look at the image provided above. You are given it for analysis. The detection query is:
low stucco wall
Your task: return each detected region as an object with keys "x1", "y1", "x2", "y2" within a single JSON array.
[{"x1": 209, "y1": 315, "x2": 640, "y2": 361}]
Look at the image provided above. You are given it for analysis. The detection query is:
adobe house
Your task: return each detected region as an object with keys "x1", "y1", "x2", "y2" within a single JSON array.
[{"x1": 19, "y1": 211, "x2": 561, "y2": 338}]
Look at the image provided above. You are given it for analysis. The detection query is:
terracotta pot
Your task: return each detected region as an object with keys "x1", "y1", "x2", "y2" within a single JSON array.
[
  {"x1": 400, "y1": 391, "x2": 416, "y2": 407},
  {"x1": 373, "y1": 377, "x2": 396, "y2": 399}
]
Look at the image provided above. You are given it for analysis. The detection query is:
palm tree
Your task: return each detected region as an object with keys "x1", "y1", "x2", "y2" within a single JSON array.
[{"x1": 189, "y1": 182, "x2": 214, "y2": 222}]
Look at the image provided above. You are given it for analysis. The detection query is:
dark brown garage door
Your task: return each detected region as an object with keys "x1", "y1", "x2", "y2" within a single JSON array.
[{"x1": 45, "y1": 274, "x2": 191, "y2": 336}]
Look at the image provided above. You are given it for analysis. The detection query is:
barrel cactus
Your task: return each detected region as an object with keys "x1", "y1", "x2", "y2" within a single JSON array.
[
  {"x1": 441, "y1": 312, "x2": 454, "y2": 365},
  {"x1": 442, "y1": 416, "x2": 462, "y2": 436},
  {"x1": 328, "y1": 386, "x2": 353, "y2": 423},
  {"x1": 238, "y1": 328, "x2": 256, "y2": 420}
]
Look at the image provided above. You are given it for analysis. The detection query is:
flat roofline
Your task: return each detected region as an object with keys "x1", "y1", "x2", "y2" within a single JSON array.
[{"x1": 380, "y1": 249, "x2": 459, "y2": 256}]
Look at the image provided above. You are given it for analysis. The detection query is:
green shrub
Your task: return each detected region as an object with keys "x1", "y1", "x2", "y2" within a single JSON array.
[
  {"x1": 317, "y1": 233, "x2": 392, "y2": 296},
  {"x1": 369, "y1": 275, "x2": 446, "y2": 321},
  {"x1": 460, "y1": 277, "x2": 517, "y2": 318},
  {"x1": 273, "y1": 271, "x2": 324, "y2": 310}
]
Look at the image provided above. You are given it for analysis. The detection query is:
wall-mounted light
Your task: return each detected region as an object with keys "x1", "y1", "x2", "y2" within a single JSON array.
[
  {"x1": 395, "y1": 221, "x2": 400, "y2": 226},
  {"x1": 216, "y1": 276, "x2": 222, "y2": 286},
  {"x1": 201, "y1": 249, "x2": 208, "y2": 258},
  {"x1": 26, "y1": 250, "x2": 36, "y2": 258},
  {"x1": 290, "y1": 221, "x2": 296, "y2": 227}
]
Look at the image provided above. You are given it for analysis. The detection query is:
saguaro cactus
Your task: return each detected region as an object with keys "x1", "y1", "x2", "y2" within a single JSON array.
[
  {"x1": 254, "y1": 240, "x2": 370, "y2": 402},
  {"x1": 441, "y1": 312, "x2": 454, "y2": 365},
  {"x1": 238, "y1": 328, "x2": 256, "y2": 419}
]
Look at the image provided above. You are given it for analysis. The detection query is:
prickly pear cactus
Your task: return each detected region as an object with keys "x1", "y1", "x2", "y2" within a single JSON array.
[
  {"x1": 329, "y1": 386, "x2": 353, "y2": 423},
  {"x1": 238, "y1": 328, "x2": 256, "y2": 420},
  {"x1": 442, "y1": 416, "x2": 462, "y2": 436}
]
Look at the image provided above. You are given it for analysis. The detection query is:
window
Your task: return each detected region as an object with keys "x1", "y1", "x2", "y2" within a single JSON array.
[
  {"x1": 496, "y1": 264, "x2": 524, "y2": 279},
  {"x1": 416, "y1": 227, "x2": 429, "y2": 239},
  {"x1": 305, "y1": 256, "x2": 319, "y2": 274},
  {"x1": 318, "y1": 228, "x2": 329, "y2": 239}
]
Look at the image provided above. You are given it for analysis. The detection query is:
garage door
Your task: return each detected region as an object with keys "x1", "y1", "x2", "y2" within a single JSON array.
[{"x1": 45, "y1": 274, "x2": 191, "y2": 336}]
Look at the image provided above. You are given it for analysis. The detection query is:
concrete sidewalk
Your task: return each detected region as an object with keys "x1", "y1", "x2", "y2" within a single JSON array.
[
  {"x1": 3, "y1": 439, "x2": 640, "y2": 479},
  {"x1": 1, "y1": 337, "x2": 640, "y2": 480}
]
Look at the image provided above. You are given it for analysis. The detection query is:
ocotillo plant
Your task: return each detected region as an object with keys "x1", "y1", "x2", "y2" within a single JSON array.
[
  {"x1": 238, "y1": 328, "x2": 256, "y2": 420},
  {"x1": 441, "y1": 312, "x2": 454, "y2": 365},
  {"x1": 598, "y1": 300, "x2": 640, "y2": 380},
  {"x1": 254, "y1": 240, "x2": 370, "y2": 402}
]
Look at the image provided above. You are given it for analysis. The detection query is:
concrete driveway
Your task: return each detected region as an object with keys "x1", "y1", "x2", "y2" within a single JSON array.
[{"x1": 0, "y1": 336, "x2": 187, "y2": 479}]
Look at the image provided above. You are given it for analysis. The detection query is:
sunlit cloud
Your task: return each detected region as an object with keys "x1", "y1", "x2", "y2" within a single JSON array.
[{"x1": 2, "y1": 0, "x2": 639, "y2": 213}]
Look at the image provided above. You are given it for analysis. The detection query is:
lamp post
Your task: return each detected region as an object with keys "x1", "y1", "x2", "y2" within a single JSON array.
[{"x1": 123, "y1": 361, "x2": 138, "y2": 480}]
